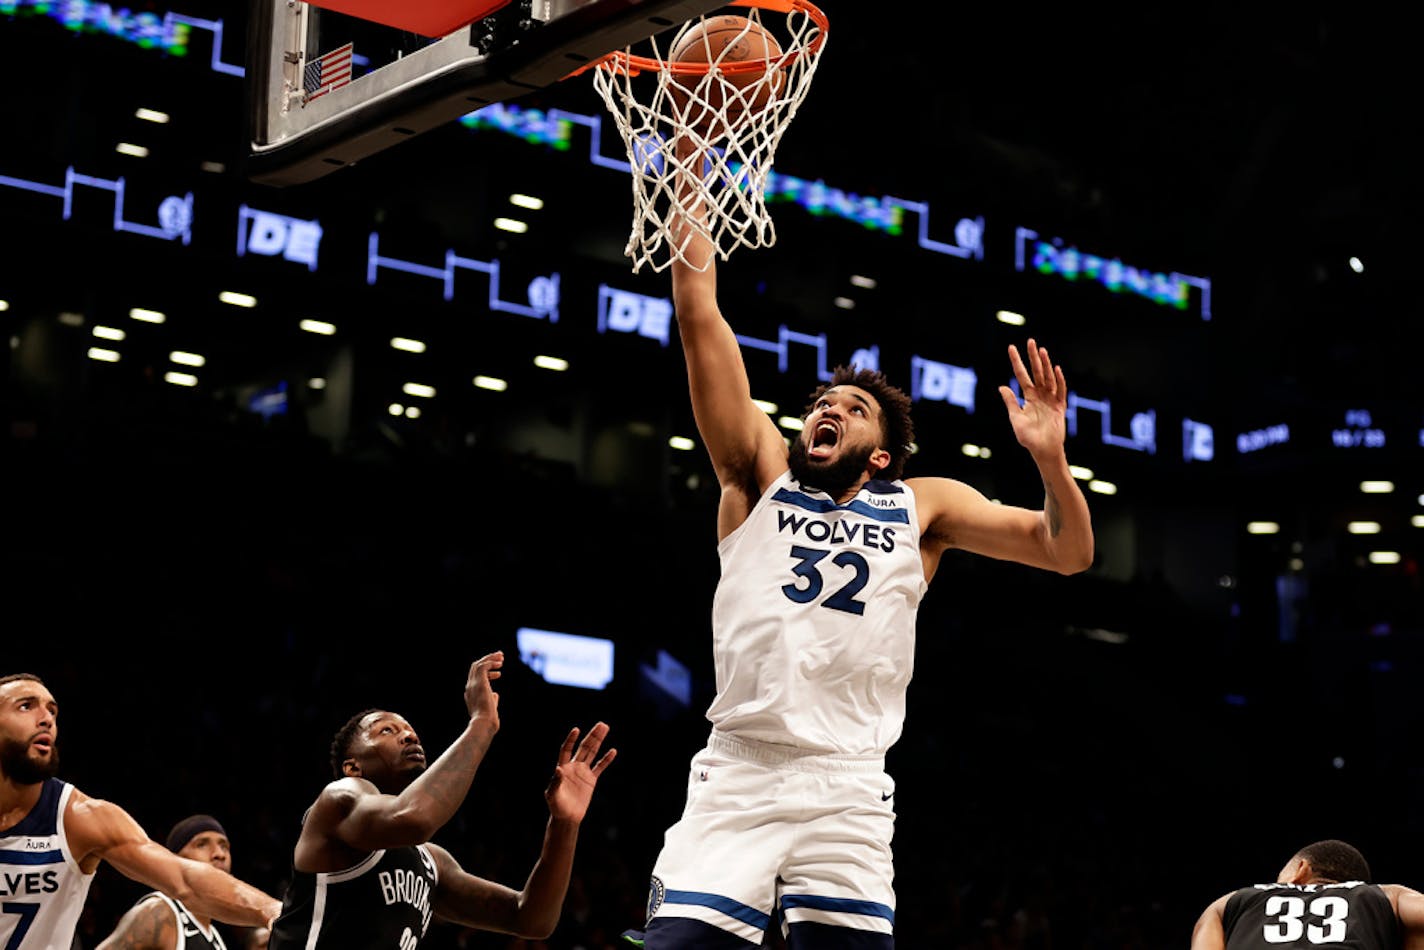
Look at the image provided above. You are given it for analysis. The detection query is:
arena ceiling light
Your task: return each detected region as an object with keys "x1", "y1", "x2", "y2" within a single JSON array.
[
  {"x1": 135, "y1": 107, "x2": 170, "y2": 123},
  {"x1": 169, "y1": 351, "x2": 205, "y2": 367},
  {"x1": 1349, "y1": 257, "x2": 1365, "y2": 273},
  {"x1": 405, "y1": 406, "x2": 421, "y2": 419},
  {"x1": 1360, "y1": 480, "x2": 1394, "y2": 493},
  {"x1": 1411, "y1": 515, "x2": 1424, "y2": 528},
  {"x1": 308, "y1": 377, "x2": 327, "y2": 390},
  {"x1": 0, "y1": 299, "x2": 10, "y2": 311},
  {"x1": 1347, "y1": 521, "x2": 1381, "y2": 534},
  {"x1": 833, "y1": 297, "x2": 855, "y2": 310},
  {"x1": 751, "y1": 399, "x2": 778, "y2": 414},
  {"x1": 473, "y1": 376, "x2": 507, "y2": 392},
  {"x1": 1368, "y1": 551, "x2": 1400, "y2": 564},
  {"x1": 509, "y1": 194, "x2": 544, "y2": 210},
  {"x1": 299, "y1": 319, "x2": 335, "y2": 335},
  {"x1": 778, "y1": 416, "x2": 804, "y2": 431},
  {"x1": 87, "y1": 347, "x2": 120, "y2": 362},
  {"x1": 1087, "y1": 479, "x2": 1117, "y2": 495},
  {"x1": 115, "y1": 142, "x2": 149, "y2": 157},
  {"x1": 669, "y1": 436, "x2": 696, "y2": 451},
  {"x1": 534, "y1": 355, "x2": 568, "y2": 371},
  {"x1": 849, "y1": 275, "x2": 877, "y2": 289},
  {"x1": 164, "y1": 371, "x2": 197, "y2": 387},
  {"x1": 219, "y1": 291, "x2": 257, "y2": 308},
  {"x1": 1069, "y1": 465, "x2": 1094, "y2": 480},
  {"x1": 494, "y1": 217, "x2": 528, "y2": 233},
  {"x1": 996, "y1": 310, "x2": 1026, "y2": 326},
  {"x1": 391, "y1": 337, "x2": 426, "y2": 353},
  {"x1": 402, "y1": 382, "x2": 436, "y2": 398},
  {"x1": 92, "y1": 326, "x2": 125, "y2": 341},
  {"x1": 1247, "y1": 522, "x2": 1280, "y2": 535},
  {"x1": 130, "y1": 307, "x2": 166, "y2": 323},
  {"x1": 388, "y1": 402, "x2": 404, "y2": 415}
]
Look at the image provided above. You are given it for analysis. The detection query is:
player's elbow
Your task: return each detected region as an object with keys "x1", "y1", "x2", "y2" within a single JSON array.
[
  {"x1": 513, "y1": 907, "x2": 559, "y2": 941},
  {"x1": 1051, "y1": 537, "x2": 1094, "y2": 575}
]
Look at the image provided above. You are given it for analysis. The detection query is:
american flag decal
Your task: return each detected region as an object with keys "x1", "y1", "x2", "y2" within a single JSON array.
[{"x1": 302, "y1": 42, "x2": 353, "y2": 102}]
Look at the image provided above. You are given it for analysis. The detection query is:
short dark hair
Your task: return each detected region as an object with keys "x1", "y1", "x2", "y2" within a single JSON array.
[
  {"x1": 1297, "y1": 840, "x2": 1372, "y2": 883},
  {"x1": 803, "y1": 367, "x2": 916, "y2": 481},
  {"x1": 0, "y1": 673, "x2": 44, "y2": 689},
  {"x1": 330, "y1": 708, "x2": 380, "y2": 779}
]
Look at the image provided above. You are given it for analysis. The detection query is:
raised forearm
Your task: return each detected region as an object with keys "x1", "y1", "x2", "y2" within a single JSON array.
[
  {"x1": 512, "y1": 817, "x2": 582, "y2": 940},
  {"x1": 1035, "y1": 450, "x2": 1094, "y2": 573},
  {"x1": 396, "y1": 720, "x2": 498, "y2": 836}
]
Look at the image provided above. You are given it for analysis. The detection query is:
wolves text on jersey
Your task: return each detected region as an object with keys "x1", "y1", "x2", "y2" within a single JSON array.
[{"x1": 776, "y1": 510, "x2": 897, "y2": 553}]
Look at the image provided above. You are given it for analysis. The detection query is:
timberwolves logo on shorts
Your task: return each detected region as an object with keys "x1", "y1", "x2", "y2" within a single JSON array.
[{"x1": 645, "y1": 875, "x2": 666, "y2": 922}]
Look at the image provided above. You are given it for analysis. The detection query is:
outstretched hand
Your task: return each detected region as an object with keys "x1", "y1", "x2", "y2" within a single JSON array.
[
  {"x1": 998, "y1": 338, "x2": 1068, "y2": 460},
  {"x1": 545, "y1": 722, "x2": 616, "y2": 823}
]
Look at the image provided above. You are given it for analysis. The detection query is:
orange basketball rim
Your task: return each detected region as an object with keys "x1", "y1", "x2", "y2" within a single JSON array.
[{"x1": 572, "y1": 0, "x2": 829, "y2": 79}]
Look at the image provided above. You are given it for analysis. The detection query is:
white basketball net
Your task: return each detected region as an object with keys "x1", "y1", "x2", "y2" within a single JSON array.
[{"x1": 591, "y1": 4, "x2": 827, "y2": 273}]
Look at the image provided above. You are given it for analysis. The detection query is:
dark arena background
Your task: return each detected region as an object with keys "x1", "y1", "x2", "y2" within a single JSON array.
[{"x1": 3, "y1": 3, "x2": 1421, "y2": 947}]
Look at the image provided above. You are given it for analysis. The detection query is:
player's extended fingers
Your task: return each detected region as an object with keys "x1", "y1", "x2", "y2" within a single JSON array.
[
  {"x1": 574, "y1": 722, "x2": 610, "y2": 763},
  {"x1": 558, "y1": 727, "x2": 579, "y2": 764},
  {"x1": 1036, "y1": 347, "x2": 1056, "y2": 396},
  {"x1": 590, "y1": 747, "x2": 618, "y2": 777},
  {"x1": 1007, "y1": 344, "x2": 1033, "y2": 392},
  {"x1": 998, "y1": 385, "x2": 1022, "y2": 414},
  {"x1": 1054, "y1": 364, "x2": 1067, "y2": 398}
]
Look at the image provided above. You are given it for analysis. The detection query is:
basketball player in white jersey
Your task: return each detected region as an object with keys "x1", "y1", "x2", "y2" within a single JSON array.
[
  {"x1": 97, "y1": 814, "x2": 267, "y2": 950},
  {"x1": 630, "y1": 152, "x2": 1095, "y2": 949},
  {"x1": 1191, "y1": 839, "x2": 1424, "y2": 949},
  {"x1": 0, "y1": 673, "x2": 281, "y2": 950}
]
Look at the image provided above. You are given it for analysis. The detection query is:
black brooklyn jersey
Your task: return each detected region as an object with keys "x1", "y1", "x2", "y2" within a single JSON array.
[
  {"x1": 1223, "y1": 882, "x2": 1400, "y2": 949},
  {"x1": 268, "y1": 845, "x2": 439, "y2": 950}
]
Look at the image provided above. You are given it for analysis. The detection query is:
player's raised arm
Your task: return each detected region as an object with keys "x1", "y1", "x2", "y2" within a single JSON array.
[
  {"x1": 911, "y1": 339, "x2": 1093, "y2": 575},
  {"x1": 304, "y1": 654, "x2": 502, "y2": 859},
  {"x1": 669, "y1": 139, "x2": 786, "y2": 499},
  {"x1": 428, "y1": 723, "x2": 615, "y2": 939}
]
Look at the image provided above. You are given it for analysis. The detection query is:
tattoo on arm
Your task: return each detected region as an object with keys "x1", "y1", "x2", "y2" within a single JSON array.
[
  {"x1": 107, "y1": 898, "x2": 175, "y2": 950},
  {"x1": 1043, "y1": 483, "x2": 1063, "y2": 538}
]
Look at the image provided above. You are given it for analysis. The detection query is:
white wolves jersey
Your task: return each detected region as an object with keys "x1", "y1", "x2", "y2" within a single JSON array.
[
  {"x1": 136, "y1": 893, "x2": 230, "y2": 950},
  {"x1": 1222, "y1": 881, "x2": 1400, "y2": 948},
  {"x1": 704, "y1": 471, "x2": 927, "y2": 755},
  {"x1": 0, "y1": 779, "x2": 94, "y2": 949},
  {"x1": 268, "y1": 845, "x2": 439, "y2": 950}
]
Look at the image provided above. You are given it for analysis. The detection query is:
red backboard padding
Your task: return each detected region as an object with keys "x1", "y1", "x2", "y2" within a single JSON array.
[{"x1": 305, "y1": 0, "x2": 513, "y2": 38}]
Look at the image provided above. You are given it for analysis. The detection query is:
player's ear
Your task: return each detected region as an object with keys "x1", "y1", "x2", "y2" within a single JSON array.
[
  {"x1": 342, "y1": 758, "x2": 361, "y2": 778},
  {"x1": 868, "y1": 447, "x2": 891, "y2": 475},
  {"x1": 1283, "y1": 857, "x2": 1312, "y2": 884}
]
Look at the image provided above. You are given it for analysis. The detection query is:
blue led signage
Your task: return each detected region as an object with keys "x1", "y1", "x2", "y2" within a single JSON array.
[
  {"x1": 238, "y1": 205, "x2": 323, "y2": 270},
  {"x1": 367, "y1": 232, "x2": 560, "y2": 321}
]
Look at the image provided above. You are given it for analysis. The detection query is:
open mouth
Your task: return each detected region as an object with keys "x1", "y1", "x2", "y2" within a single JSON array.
[{"x1": 809, "y1": 422, "x2": 839, "y2": 458}]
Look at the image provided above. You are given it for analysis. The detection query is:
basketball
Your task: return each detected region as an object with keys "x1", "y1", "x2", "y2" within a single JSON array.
[{"x1": 667, "y1": 14, "x2": 784, "y2": 139}]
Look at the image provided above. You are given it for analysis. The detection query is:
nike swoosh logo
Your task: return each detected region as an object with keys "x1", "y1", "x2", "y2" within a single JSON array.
[{"x1": 881, "y1": 791, "x2": 893, "y2": 801}]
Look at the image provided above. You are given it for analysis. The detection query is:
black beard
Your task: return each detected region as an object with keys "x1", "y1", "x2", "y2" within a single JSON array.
[
  {"x1": 788, "y1": 437, "x2": 876, "y2": 497},
  {"x1": 0, "y1": 735, "x2": 60, "y2": 784}
]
